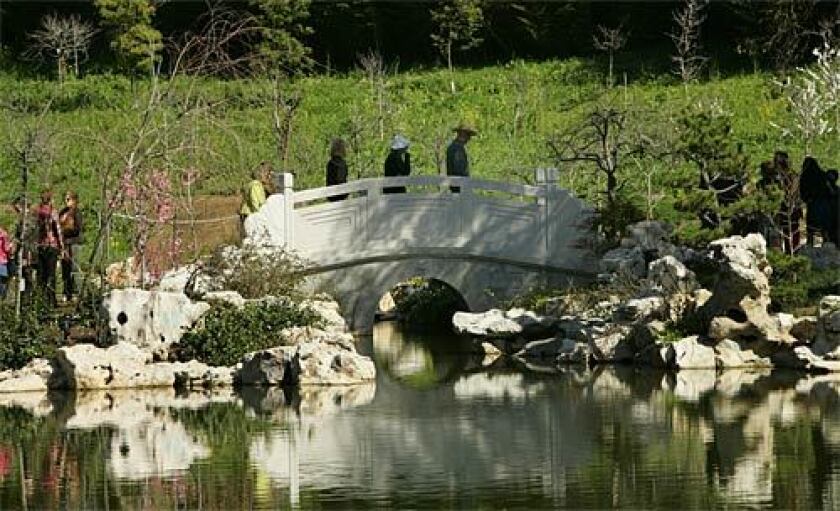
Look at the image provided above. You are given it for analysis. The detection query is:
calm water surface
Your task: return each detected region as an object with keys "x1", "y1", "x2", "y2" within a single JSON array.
[{"x1": 1, "y1": 322, "x2": 840, "y2": 509}]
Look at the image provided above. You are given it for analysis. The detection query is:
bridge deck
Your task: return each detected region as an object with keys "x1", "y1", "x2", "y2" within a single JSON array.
[{"x1": 248, "y1": 171, "x2": 592, "y2": 274}]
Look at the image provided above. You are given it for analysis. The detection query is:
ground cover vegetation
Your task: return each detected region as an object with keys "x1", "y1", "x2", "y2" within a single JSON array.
[{"x1": 1, "y1": 1, "x2": 840, "y2": 337}]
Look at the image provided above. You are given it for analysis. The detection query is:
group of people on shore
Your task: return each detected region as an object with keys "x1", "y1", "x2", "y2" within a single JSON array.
[
  {"x1": 706, "y1": 150, "x2": 839, "y2": 253},
  {"x1": 0, "y1": 190, "x2": 84, "y2": 306}
]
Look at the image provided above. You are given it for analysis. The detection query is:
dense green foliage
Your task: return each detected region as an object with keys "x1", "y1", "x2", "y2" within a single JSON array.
[
  {"x1": 767, "y1": 250, "x2": 839, "y2": 312},
  {"x1": 177, "y1": 300, "x2": 321, "y2": 366},
  {"x1": 0, "y1": 302, "x2": 60, "y2": 370},
  {"x1": 251, "y1": 0, "x2": 313, "y2": 73},
  {"x1": 1, "y1": 62, "x2": 834, "y2": 219},
  {"x1": 94, "y1": 0, "x2": 162, "y2": 73},
  {"x1": 393, "y1": 278, "x2": 468, "y2": 332}
]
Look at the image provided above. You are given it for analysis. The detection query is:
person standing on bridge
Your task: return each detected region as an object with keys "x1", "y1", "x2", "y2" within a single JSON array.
[
  {"x1": 446, "y1": 123, "x2": 477, "y2": 193},
  {"x1": 383, "y1": 135, "x2": 411, "y2": 194},
  {"x1": 326, "y1": 138, "x2": 349, "y2": 202}
]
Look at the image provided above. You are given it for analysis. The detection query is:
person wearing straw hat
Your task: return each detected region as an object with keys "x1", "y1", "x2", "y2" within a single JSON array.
[
  {"x1": 383, "y1": 134, "x2": 411, "y2": 194},
  {"x1": 446, "y1": 123, "x2": 477, "y2": 193}
]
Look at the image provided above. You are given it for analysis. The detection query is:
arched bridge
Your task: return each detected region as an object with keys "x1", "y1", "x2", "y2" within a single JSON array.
[{"x1": 246, "y1": 169, "x2": 595, "y2": 333}]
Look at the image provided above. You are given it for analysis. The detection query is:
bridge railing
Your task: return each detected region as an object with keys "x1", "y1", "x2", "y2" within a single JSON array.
[{"x1": 264, "y1": 169, "x2": 591, "y2": 272}]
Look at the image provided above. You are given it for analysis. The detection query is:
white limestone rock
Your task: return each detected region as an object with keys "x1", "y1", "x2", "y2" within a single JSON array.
[
  {"x1": 773, "y1": 345, "x2": 840, "y2": 372},
  {"x1": 714, "y1": 339, "x2": 773, "y2": 369},
  {"x1": 237, "y1": 347, "x2": 298, "y2": 387},
  {"x1": 102, "y1": 288, "x2": 211, "y2": 360},
  {"x1": 672, "y1": 336, "x2": 717, "y2": 369},
  {"x1": 237, "y1": 328, "x2": 375, "y2": 386},
  {"x1": 647, "y1": 256, "x2": 697, "y2": 294},
  {"x1": 55, "y1": 342, "x2": 178, "y2": 390},
  {"x1": 504, "y1": 308, "x2": 559, "y2": 338},
  {"x1": 613, "y1": 296, "x2": 666, "y2": 323},
  {"x1": 157, "y1": 265, "x2": 198, "y2": 293},
  {"x1": 453, "y1": 309, "x2": 523, "y2": 339},
  {"x1": 0, "y1": 358, "x2": 58, "y2": 393},
  {"x1": 203, "y1": 291, "x2": 247, "y2": 308},
  {"x1": 589, "y1": 326, "x2": 635, "y2": 363},
  {"x1": 302, "y1": 299, "x2": 348, "y2": 332}
]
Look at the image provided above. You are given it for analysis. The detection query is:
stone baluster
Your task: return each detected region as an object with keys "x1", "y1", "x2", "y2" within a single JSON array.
[
  {"x1": 278, "y1": 172, "x2": 295, "y2": 247},
  {"x1": 535, "y1": 167, "x2": 559, "y2": 262}
]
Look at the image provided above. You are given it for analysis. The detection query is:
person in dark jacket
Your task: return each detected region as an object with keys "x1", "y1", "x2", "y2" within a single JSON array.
[
  {"x1": 58, "y1": 190, "x2": 83, "y2": 302},
  {"x1": 800, "y1": 156, "x2": 831, "y2": 245},
  {"x1": 827, "y1": 168, "x2": 839, "y2": 244},
  {"x1": 383, "y1": 135, "x2": 411, "y2": 194},
  {"x1": 326, "y1": 138, "x2": 349, "y2": 202},
  {"x1": 446, "y1": 123, "x2": 477, "y2": 193}
]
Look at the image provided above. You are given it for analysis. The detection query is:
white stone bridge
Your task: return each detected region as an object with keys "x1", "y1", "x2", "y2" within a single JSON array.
[{"x1": 247, "y1": 169, "x2": 594, "y2": 333}]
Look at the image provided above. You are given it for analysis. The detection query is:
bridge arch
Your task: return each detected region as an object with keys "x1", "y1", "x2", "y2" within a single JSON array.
[{"x1": 245, "y1": 170, "x2": 595, "y2": 333}]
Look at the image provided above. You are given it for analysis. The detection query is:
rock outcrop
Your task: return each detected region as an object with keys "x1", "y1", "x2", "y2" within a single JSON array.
[
  {"x1": 455, "y1": 232, "x2": 840, "y2": 374},
  {"x1": 236, "y1": 328, "x2": 375, "y2": 386},
  {"x1": 102, "y1": 289, "x2": 211, "y2": 360}
]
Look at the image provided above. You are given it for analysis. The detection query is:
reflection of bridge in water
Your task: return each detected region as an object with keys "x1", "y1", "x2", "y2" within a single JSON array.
[
  {"x1": 248, "y1": 169, "x2": 594, "y2": 332},
  {"x1": 6, "y1": 360, "x2": 840, "y2": 508}
]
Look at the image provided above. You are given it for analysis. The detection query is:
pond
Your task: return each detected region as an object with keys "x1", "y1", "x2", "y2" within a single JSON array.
[{"x1": 0, "y1": 322, "x2": 840, "y2": 509}]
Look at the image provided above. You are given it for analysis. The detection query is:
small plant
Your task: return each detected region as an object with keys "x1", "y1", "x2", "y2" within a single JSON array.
[
  {"x1": 196, "y1": 244, "x2": 308, "y2": 300},
  {"x1": 177, "y1": 300, "x2": 322, "y2": 367},
  {"x1": 0, "y1": 301, "x2": 61, "y2": 370}
]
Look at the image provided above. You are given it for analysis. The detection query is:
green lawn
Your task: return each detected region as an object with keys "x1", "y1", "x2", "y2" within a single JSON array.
[{"x1": 0, "y1": 59, "x2": 836, "y2": 253}]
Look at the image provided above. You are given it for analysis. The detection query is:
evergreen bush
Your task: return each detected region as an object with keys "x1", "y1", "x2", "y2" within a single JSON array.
[{"x1": 177, "y1": 300, "x2": 321, "y2": 367}]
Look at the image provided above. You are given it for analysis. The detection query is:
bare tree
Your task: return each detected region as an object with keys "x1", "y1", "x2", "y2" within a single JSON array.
[
  {"x1": 1, "y1": 102, "x2": 54, "y2": 317},
  {"x1": 167, "y1": 5, "x2": 261, "y2": 78},
  {"x1": 593, "y1": 24, "x2": 628, "y2": 88},
  {"x1": 271, "y1": 78, "x2": 303, "y2": 173},
  {"x1": 26, "y1": 14, "x2": 96, "y2": 81},
  {"x1": 668, "y1": 0, "x2": 708, "y2": 85},
  {"x1": 358, "y1": 49, "x2": 391, "y2": 141},
  {"x1": 548, "y1": 108, "x2": 647, "y2": 207}
]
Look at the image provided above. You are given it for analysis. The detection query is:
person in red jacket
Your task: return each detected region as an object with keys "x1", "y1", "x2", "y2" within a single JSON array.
[{"x1": 33, "y1": 190, "x2": 63, "y2": 307}]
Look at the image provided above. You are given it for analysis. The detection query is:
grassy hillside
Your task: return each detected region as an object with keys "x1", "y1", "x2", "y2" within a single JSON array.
[{"x1": 0, "y1": 58, "x2": 837, "y2": 260}]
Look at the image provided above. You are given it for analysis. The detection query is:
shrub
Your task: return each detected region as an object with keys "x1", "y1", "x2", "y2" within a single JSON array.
[
  {"x1": 0, "y1": 302, "x2": 61, "y2": 370},
  {"x1": 767, "y1": 250, "x2": 839, "y2": 312},
  {"x1": 393, "y1": 278, "x2": 467, "y2": 332},
  {"x1": 196, "y1": 245, "x2": 308, "y2": 300},
  {"x1": 177, "y1": 300, "x2": 322, "y2": 366}
]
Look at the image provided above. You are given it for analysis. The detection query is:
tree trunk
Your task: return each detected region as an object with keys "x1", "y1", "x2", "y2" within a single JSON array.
[{"x1": 447, "y1": 42, "x2": 455, "y2": 94}]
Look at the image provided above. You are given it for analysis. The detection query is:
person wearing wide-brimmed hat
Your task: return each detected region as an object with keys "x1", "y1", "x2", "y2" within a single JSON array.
[
  {"x1": 446, "y1": 123, "x2": 477, "y2": 192},
  {"x1": 383, "y1": 134, "x2": 411, "y2": 194}
]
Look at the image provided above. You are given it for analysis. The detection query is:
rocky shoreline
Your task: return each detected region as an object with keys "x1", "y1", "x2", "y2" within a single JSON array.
[
  {"x1": 455, "y1": 231, "x2": 840, "y2": 374},
  {"x1": 0, "y1": 289, "x2": 376, "y2": 393}
]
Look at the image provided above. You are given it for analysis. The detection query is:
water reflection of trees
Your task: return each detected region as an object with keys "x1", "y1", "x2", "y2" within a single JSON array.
[
  {"x1": 2, "y1": 357, "x2": 840, "y2": 507},
  {"x1": 0, "y1": 385, "x2": 375, "y2": 509}
]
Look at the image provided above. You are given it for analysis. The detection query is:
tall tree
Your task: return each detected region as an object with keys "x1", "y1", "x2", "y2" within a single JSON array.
[
  {"x1": 430, "y1": 0, "x2": 484, "y2": 93},
  {"x1": 250, "y1": 0, "x2": 313, "y2": 74},
  {"x1": 94, "y1": 0, "x2": 162, "y2": 74}
]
